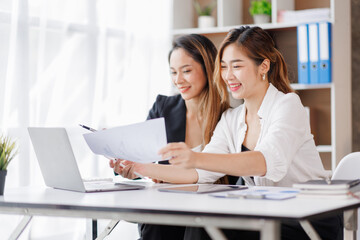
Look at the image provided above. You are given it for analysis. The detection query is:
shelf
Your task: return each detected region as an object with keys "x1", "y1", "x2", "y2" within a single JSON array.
[
  {"x1": 291, "y1": 83, "x2": 332, "y2": 90},
  {"x1": 316, "y1": 145, "x2": 332, "y2": 153},
  {"x1": 171, "y1": 22, "x2": 299, "y2": 36},
  {"x1": 172, "y1": 20, "x2": 333, "y2": 36}
]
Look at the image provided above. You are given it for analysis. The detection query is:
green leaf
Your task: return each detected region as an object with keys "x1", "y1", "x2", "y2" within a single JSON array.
[
  {"x1": 249, "y1": 0, "x2": 272, "y2": 16},
  {"x1": 0, "y1": 134, "x2": 18, "y2": 170},
  {"x1": 0, "y1": 149, "x2": 6, "y2": 169}
]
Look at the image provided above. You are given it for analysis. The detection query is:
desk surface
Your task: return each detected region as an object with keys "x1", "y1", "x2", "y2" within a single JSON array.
[{"x1": 1, "y1": 185, "x2": 359, "y2": 221}]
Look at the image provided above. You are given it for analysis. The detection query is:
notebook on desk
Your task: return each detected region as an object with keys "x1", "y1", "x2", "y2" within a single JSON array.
[
  {"x1": 293, "y1": 179, "x2": 360, "y2": 190},
  {"x1": 28, "y1": 127, "x2": 145, "y2": 193}
]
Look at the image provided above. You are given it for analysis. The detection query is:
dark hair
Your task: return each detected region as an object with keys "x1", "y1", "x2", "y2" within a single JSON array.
[
  {"x1": 169, "y1": 34, "x2": 217, "y2": 84},
  {"x1": 168, "y1": 34, "x2": 229, "y2": 145},
  {"x1": 214, "y1": 26, "x2": 293, "y2": 103}
]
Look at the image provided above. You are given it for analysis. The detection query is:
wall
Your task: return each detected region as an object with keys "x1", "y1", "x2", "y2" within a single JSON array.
[{"x1": 352, "y1": 0, "x2": 360, "y2": 151}]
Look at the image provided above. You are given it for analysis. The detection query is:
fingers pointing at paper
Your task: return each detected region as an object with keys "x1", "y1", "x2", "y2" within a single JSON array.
[{"x1": 158, "y1": 142, "x2": 198, "y2": 169}]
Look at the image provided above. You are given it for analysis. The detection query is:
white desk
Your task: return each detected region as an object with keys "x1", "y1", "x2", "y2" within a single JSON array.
[{"x1": 0, "y1": 186, "x2": 359, "y2": 240}]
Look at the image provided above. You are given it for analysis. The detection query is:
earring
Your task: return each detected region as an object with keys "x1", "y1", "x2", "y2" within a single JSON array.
[{"x1": 262, "y1": 74, "x2": 266, "y2": 81}]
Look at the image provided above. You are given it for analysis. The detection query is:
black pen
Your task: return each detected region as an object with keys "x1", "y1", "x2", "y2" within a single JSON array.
[
  {"x1": 79, "y1": 124, "x2": 97, "y2": 132},
  {"x1": 79, "y1": 123, "x2": 144, "y2": 179}
]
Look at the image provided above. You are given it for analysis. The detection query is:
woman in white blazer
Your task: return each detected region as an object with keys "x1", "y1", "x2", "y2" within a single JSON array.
[{"x1": 159, "y1": 26, "x2": 342, "y2": 240}]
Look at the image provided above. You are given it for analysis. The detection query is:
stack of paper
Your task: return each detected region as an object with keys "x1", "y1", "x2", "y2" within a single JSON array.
[
  {"x1": 278, "y1": 8, "x2": 330, "y2": 24},
  {"x1": 293, "y1": 179, "x2": 360, "y2": 199}
]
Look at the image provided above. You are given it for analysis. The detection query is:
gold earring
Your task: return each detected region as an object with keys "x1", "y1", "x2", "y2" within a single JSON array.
[{"x1": 262, "y1": 74, "x2": 266, "y2": 81}]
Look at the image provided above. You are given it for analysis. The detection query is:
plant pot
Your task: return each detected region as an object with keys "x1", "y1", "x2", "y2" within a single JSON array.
[
  {"x1": 253, "y1": 14, "x2": 271, "y2": 24},
  {"x1": 198, "y1": 16, "x2": 215, "y2": 28},
  {"x1": 0, "y1": 170, "x2": 7, "y2": 195}
]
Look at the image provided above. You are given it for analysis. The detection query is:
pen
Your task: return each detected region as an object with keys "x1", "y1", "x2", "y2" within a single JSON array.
[
  {"x1": 79, "y1": 123, "x2": 144, "y2": 179},
  {"x1": 79, "y1": 124, "x2": 97, "y2": 132}
]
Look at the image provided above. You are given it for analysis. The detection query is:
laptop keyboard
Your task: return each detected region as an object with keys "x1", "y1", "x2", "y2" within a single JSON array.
[
  {"x1": 84, "y1": 180, "x2": 118, "y2": 190},
  {"x1": 82, "y1": 177, "x2": 113, "y2": 182}
]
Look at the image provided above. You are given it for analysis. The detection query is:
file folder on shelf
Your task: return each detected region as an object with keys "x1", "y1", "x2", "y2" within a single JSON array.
[
  {"x1": 297, "y1": 24, "x2": 310, "y2": 84},
  {"x1": 308, "y1": 23, "x2": 320, "y2": 84},
  {"x1": 318, "y1": 22, "x2": 331, "y2": 83}
]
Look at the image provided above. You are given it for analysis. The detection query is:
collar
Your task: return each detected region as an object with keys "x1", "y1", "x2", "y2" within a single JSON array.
[
  {"x1": 237, "y1": 83, "x2": 280, "y2": 129},
  {"x1": 257, "y1": 83, "x2": 279, "y2": 120}
]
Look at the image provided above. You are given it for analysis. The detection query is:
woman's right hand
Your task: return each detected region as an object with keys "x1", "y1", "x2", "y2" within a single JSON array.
[{"x1": 110, "y1": 159, "x2": 141, "y2": 180}]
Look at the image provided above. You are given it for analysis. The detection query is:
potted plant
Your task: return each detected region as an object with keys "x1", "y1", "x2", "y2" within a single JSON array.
[
  {"x1": 0, "y1": 134, "x2": 18, "y2": 195},
  {"x1": 249, "y1": 0, "x2": 272, "y2": 24},
  {"x1": 194, "y1": 0, "x2": 216, "y2": 28}
]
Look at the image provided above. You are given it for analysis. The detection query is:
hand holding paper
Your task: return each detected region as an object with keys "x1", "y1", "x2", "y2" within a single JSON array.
[
  {"x1": 109, "y1": 159, "x2": 144, "y2": 179},
  {"x1": 83, "y1": 118, "x2": 167, "y2": 163}
]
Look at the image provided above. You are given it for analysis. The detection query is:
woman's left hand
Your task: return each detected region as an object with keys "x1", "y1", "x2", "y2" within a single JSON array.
[{"x1": 158, "y1": 142, "x2": 197, "y2": 169}]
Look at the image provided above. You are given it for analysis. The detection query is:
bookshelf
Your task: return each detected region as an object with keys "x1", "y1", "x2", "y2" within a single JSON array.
[{"x1": 170, "y1": 0, "x2": 352, "y2": 171}]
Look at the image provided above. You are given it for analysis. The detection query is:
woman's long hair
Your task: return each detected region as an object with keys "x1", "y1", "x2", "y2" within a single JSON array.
[
  {"x1": 214, "y1": 26, "x2": 293, "y2": 104},
  {"x1": 169, "y1": 34, "x2": 229, "y2": 146}
]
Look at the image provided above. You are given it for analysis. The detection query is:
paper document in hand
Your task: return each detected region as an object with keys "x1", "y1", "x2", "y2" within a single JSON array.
[{"x1": 83, "y1": 118, "x2": 167, "y2": 163}]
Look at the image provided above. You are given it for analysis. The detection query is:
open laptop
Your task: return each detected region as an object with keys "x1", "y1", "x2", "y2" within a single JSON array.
[{"x1": 28, "y1": 127, "x2": 145, "y2": 193}]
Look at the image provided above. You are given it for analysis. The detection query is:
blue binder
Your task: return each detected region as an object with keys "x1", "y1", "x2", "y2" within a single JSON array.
[
  {"x1": 308, "y1": 23, "x2": 320, "y2": 84},
  {"x1": 318, "y1": 22, "x2": 331, "y2": 83},
  {"x1": 297, "y1": 24, "x2": 310, "y2": 84}
]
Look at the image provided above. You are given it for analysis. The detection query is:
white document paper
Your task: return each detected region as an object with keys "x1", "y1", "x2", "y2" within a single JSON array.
[{"x1": 83, "y1": 118, "x2": 167, "y2": 163}]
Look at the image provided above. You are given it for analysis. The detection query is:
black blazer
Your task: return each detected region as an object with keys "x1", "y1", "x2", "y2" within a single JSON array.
[
  {"x1": 147, "y1": 94, "x2": 186, "y2": 165},
  {"x1": 147, "y1": 94, "x2": 186, "y2": 144}
]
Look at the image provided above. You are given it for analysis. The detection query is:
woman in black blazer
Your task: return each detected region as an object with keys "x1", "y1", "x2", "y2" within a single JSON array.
[{"x1": 110, "y1": 34, "x2": 229, "y2": 239}]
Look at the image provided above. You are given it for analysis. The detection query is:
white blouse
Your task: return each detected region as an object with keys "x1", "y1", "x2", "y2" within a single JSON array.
[{"x1": 196, "y1": 84, "x2": 330, "y2": 187}]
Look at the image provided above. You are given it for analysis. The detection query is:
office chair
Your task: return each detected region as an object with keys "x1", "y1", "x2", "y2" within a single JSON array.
[{"x1": 332, "y1": 152, "x2": 360, "y2": 240}]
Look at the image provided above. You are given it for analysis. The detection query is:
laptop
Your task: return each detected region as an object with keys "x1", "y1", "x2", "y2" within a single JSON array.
[{"x1": 28, "y1": 127, "x2": 145, "y2": 193}]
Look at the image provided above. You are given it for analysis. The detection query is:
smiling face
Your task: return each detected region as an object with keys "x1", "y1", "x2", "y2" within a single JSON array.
[
  {"x1": 221, "y1": 43, "x2": 267, "y2": 100},
  {"x1": 169, "y1": 48, "x2": 207, "y2": 101}
]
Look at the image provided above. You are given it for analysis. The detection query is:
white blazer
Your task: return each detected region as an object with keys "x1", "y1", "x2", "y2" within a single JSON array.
[{"x1": 196, "y1": 83, "x2": 330, "y2": 187}]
